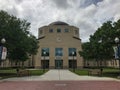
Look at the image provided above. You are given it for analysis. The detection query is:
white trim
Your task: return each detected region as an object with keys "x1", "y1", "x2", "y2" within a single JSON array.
[
  {"x1": 68, "y1": 56, "x2": 77, "y2": 59},
  {"x1": 41, "y1": 56, "x2": 49, "y2": 60},
  {"x1": 55, "y1": 56, "x2": 63, "y2": 60}
]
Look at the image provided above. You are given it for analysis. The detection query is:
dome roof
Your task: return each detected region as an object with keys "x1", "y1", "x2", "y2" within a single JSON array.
[{"x1": 49, "y1": 21, "x2": 69, "y2": 25}]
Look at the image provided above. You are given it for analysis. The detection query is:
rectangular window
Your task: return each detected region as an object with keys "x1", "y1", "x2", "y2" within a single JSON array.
[
  {"x1": 49, "y1": 29, "x2": 53, "y2": 33},
  {"x1": 57, "y1": 29, "x2": 61, "y2": 33},
  {"x1": 41, "y1": 48, "x2": 49, "y2": 56},
  {"x1": 75, "y1": 30, "x2": 78, "y2": 35},
  {"x1": 68, "y1": 48, "x2": 76, "y2": 56},
  {"x1": 64, "y1": 28, "x2": 69, "y2": 33},
  {"x1": 55, "y1": 48, "x2": 63, "y2": 56},
  {"x1": 40, "y1": 30, "x2": 43, "y2": 34}
]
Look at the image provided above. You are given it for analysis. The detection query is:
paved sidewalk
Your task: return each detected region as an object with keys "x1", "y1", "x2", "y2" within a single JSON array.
[{"x1": 2, "y1": 69, "x2": 119, "y2": 81}]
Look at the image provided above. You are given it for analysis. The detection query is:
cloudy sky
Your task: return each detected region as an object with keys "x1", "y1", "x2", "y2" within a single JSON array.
[{"x1": 0, "y1": 0, "x2": 120, "y2": 42}]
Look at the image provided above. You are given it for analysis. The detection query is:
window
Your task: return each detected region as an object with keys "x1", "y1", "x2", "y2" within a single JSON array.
[
  {"x1": 40, "y1": 30, "x2": 43, "y2": 34},
  {"x1": 55, "y1": 48, "x2": 63, "y2": 56},
  {"x1": 64, "y1": 28, "x2": 69, "y2": 33},
  {"x1": 57, "y1": 29, "x2": 61, "y2": 33},
  {"x1": 41, "y1": 48, "x2": 49, "y2": 56},
  {"x1": 75, "y1": 30, "x2": 78, "y2": 35},
  {"x1": 49, "y1": 29, "x2": 53, "y2": 33},
  {"x1": 68, "y1": 48, "x2": 76, "y2": 56}
]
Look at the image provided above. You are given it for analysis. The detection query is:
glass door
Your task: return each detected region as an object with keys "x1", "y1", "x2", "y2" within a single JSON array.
[{"x1": 55, "y1": 60, "x2": 63, "y2": 69}]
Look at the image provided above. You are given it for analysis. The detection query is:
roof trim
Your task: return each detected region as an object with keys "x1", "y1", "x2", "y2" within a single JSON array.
[
  {"x1": 73, "y1": 36, "x2": 81, "y2": 41},
  {"x1": 49, "y1": 21, "x2": 69, "y2": 25}
]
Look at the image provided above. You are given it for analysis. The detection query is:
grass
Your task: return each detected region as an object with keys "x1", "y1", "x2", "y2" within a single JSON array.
[
  {"x1": 0, "y1": 69, "x2": 17, "y2": 79},
  {"x1": 70, "y1": 69, "x2": 88, "y2": 75},
  {"x1": 0, "y1": 68, "x2": 48, "y2": 79},
  {"x1": 102, "y1": 68, "x2": 120, "y2": 78},
  {"x1": 1, "y1": 67, "x2": 119, "y2": 79},
  {"x1": 70, "y1": 68, "x2": 120, "y2": 78},
  {"x1": 29, "y1": 69, "x2": 48, "y2": 76}
]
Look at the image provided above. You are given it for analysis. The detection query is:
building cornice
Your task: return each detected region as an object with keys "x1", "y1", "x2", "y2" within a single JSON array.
[
  {"x1": 73, "y1": 36, "x2": 81, "y2": 41},
  {"x1": 38, "y1": 36, "x2": 45, "y2": 40}
]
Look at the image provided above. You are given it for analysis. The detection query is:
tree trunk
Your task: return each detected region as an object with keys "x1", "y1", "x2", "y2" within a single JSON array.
[
  {"x1": 96, "y1": 59, "x2": 99, "y2": 67},
  {"x1": 22, "y1": 61, "x2": 24, "y2": 68}
]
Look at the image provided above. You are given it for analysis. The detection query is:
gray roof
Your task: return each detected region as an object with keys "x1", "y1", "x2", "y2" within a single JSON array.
[{"x1": 49, "y1": 21, "x2": 69, "y2": 25}]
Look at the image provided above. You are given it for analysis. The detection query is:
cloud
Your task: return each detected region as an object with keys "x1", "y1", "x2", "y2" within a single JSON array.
[
  {"x1": 0, "y1": 0, "x2": 120, "y2": 42},
  {"x1": 51, "y1": 0, "x2": 71, "y2": 9},
  {"x1": 80, "y1": 0, "x2": 103, "y2": 8},
  {"x1": 14, "y1": 0, "x2": 23, "y2": 4}
]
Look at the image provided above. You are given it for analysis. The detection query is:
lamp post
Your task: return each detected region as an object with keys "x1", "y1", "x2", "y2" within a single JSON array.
[
  {"x1": 43, "y1": 51, "x2": 46, "y2": 72},
  {"x1": 98, "y1": 39, "x2": 104, "y2": 76},
  {"x1": 0, "y1": 38, "x2": 6, "y2": 66},
  {"x1": 1, "y1": 38, "x2": 6, "y2": 44},
  {"x1": 98, "y1": 39, "x2": 102, "y2": 67},
  {"x1": 114, "y1": 37, "x2": 120, "y2": 76},
  {"x1": 72, "y1": 52, "x2": 75, "y2": 72},
  {"x1": 0, "y1": 38, "x2": 6, "y2": 59}
]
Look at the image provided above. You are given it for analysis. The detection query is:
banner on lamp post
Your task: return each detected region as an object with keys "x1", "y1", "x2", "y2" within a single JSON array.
[
  {"x1": 0, "y1": 46, "x2": 3, "y2": 60},
  {"x1": 1, "y1": 47, "x2": 7, "y2": 60},
  {"x1": 113, "y1": 45, "x2": 120, "y2": 59},
  {"x1": 1, "y1": 46, "x2": 7, "y2": 60},
  {"x1": 113, "y1": 46, "x2": 119, "y2": 59}
]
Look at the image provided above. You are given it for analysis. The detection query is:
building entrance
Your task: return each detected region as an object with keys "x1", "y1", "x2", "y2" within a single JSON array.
[
  {"x1": 69, "y1": 60, "x2": 77, "y2": 68},
  {"x1": 55, "y1": 60, "x2": 63, "y2": 69},
  {"x1": 41, "y1": 60, "x2": 49, "y2": 69}
]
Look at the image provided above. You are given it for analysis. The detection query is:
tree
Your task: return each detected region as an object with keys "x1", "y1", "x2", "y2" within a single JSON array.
[
  {"x1": 0, "y1": 10, "x2": 39, "y2": 66},
  {"x1": 90, "y1": 21, "x2": 114, "y2": 59},
  {"x1": 79, "y1": 42, "x2": 93, "y2": 60},
  {"x1": 79, "y1": 20, "x2": 120, "y2": 67}
]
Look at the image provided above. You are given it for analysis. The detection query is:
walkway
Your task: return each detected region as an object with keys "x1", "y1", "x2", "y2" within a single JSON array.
[
  {"x1": 1, "y1": 81, "x2": 120, "y2": 90},
  {"x1": 2, "y1": 69, "x2": 118, "y2": 81},
  {"x1": 1, "y1": 70, "x2": 120, "y2": 90}
]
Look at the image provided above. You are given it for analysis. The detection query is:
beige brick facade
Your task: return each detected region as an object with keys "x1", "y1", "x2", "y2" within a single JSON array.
[
  {"x1": 34, "y1": 21, "x2": 83, "y2": 69},
  {"x1": 1, "y1": 21, "x2": 119, "y2": 69}
]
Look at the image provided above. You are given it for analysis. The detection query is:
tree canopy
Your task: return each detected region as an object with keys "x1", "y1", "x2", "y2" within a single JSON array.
[
  {"x1": 79, "y1": 20, "x2": 120, "y2": 62},
  {"x1": 0, "y1": 10, "x2": 39, "y2": 62}
]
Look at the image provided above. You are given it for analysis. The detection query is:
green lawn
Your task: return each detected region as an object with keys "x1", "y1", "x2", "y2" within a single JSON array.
[
  {"x1": 0, "y1": 68, "x2": 48, "y2": 79},
  {"x1": 70, "y1": 69, "x2": 88, "y2": 75},
  {"x1": 29, "y1": 69, "x2": 48, "y2": 76},
  {"x1": 102, "y1": 68, "x2": 120, "y2": 78},
  {"x1": 0, "y1": 69, "x2": 17, "y2": 79},
  {"x1": 70, "y1": 68, "x2": 120, "y2": 78}
]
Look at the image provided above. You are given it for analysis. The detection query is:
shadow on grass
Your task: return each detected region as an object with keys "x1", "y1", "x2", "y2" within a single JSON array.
[
  {"x1": 102, "y1": 72, "x2": 119, "y2": 78},
  {"x1": 0, "y1": 69, "x2": 49, "y2": 79},
  {"x1": 70, "y1": 68, "x2": 120, "y2": 78},
  {"x1": 0, "y1": 73, "x2": 17, "y2": 79}
]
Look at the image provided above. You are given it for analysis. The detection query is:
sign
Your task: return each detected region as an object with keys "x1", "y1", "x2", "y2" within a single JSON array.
[
  {"x1": 113, "y1": 45, "x2": 120, "y2": 59},
  {"x1": 0, "y1": 46, "x2": 7, "y2": 60},
  {"x1": 0, "y1": 46, "x2": 2, "y2": 59}
]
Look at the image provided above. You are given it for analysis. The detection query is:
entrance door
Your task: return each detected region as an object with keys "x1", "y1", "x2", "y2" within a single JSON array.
[
  {"x1": 55, "y1": 60, "x2": 63, "y2": 69},
  {"x1": 41, "y1": 60, "x2": 49, "y2": 69},
  {"x1": 69, "y1": 60, "x2": 77, "y2": 68}
]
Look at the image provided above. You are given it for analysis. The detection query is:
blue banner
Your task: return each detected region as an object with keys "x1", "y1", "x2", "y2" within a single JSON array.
[
  {"x1": 113, "y1": 45, "x2": 120, "y2": 59},
  {"x1": 0, "y1": 46, "x2": 3, "y2": 60},
  {"x1": 118, "y1": 45, "x2": 120, "y2": 58}
]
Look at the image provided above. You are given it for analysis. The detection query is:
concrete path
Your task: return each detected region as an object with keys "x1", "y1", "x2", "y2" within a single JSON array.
[{"x1": 2, "y1": 69, "x2": 119, "y2": 81}]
